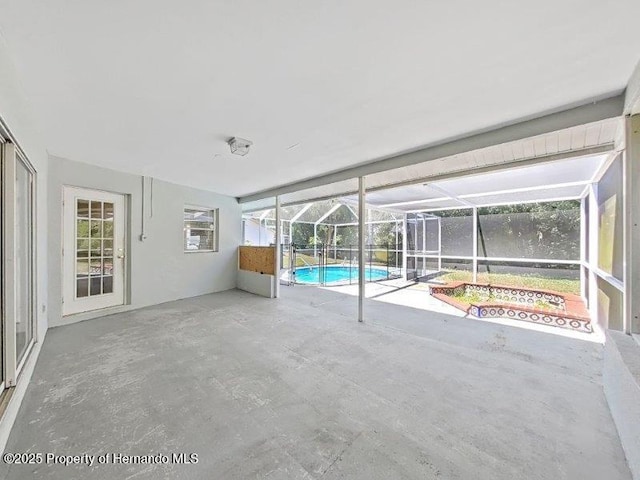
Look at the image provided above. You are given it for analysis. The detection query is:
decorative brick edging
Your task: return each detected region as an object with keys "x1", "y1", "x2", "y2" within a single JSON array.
[{"x1": 430, "y1": 282, "x2": 591, "y2": 333}]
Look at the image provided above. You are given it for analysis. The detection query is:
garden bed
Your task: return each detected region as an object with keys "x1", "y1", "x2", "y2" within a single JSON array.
[{"x1": 430, "y1": 282, "x2": 591, "y2": 333}]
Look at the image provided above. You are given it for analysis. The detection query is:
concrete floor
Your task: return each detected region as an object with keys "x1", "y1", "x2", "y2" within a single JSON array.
[
  {"x1": 328, "y1": 280, "x2": 599, "y2": 342},
  {"x1": 327, "y1": 279, "x2": 467, "y2": 317},
  {"x1": 0, "y1": 286, "x2": 631, "y2": 479}
]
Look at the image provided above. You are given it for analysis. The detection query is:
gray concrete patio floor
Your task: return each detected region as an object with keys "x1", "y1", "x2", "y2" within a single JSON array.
[{"x1": 0, "y1": 286, "x2": 631, "y2": 479}]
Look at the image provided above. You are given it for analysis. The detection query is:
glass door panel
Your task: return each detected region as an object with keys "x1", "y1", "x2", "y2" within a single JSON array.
[
  {"x1": 2, "y1": 141, "x2": 36, "y2": 385},
  {"x1": 15, "y1": 158, "x2": 33, "y2": 365},
  {"x1": 75, "y1": 199, "x2": 114, "y2": 298},
  {"x1": 63, "y1": 187, "x2": 125, "y2": 315}
]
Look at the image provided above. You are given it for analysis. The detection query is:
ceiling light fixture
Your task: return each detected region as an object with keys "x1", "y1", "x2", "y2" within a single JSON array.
[{"x1": 228, "y1": 137, "x2": 253, "y2": 156}]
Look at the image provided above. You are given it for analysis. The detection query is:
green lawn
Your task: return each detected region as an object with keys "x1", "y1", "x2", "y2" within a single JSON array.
[
  {"x1": 281, "y1": 256, "x2": 579, "y2": 295},
  {"x1": 282, "y1": 252, "x2": 341, "y2": 268},
  {"x1": 434, "y1": 269, "x2": 580, "y2": 295}
]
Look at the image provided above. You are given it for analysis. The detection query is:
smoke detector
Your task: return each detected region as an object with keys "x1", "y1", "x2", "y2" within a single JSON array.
[{"x1": 228, "y1": 137, "x2": 253, "y2": 156}]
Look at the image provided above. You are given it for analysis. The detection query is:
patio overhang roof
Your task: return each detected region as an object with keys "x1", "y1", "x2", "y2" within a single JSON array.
[
  {"x1": 241, "y1": 116, "x2": 622, "y2": 216},
  {"x1": 341, "y1": 151, "x2": 614, "y2": 212}
]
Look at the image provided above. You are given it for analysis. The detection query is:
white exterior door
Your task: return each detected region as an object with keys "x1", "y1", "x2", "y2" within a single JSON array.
[{"x1": 63, "y1": 187, "x2": 126, "y2": 315}]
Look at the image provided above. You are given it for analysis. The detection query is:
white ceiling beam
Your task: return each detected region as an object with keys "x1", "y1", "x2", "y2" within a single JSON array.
[
  {"x1": 315, "y1": 203, "x2": 342, "y2": 225},
  {"x1": 345, "y1": 204, "x2": 359, "y2": 220},
  {"x1": 332, "y1": 220, "x2": 402, "y2": 227},
  {"x1": 243, "y1": 144, "x2": 617, "y2": 214},
  {"x1": 579, "y1": 184, "x2": 590, "y2": 199},
  {"x1": 364, "y1": 144, "x2": 614, "y2": 195},
  {"x1": 378, "y1": 196, "x2": 450, "y2": 208},
  {"x1": 242, "y1": 145, "x2": 612, "y2": 212},
  {"x1": 458, "y1": 180, "x2": 590, "y2": 200},
  {"x1": 378, "y1": 179, "x2": 588, "y2": 211},
  {"x1": 405, "y1": 194, "x2": 582, "y2": 213},
  {"x1": 243, "y1": 144, "x2": 614, "y2": 212},
  {"x1": 241, "y1": 202, "x2": 276, "y2": 214},
  {"x1": 258, "y1": 210, "x2": 271, "y2": 221},
  {"x1": 427, "y1": 183, "x2": 476, "y2": 207},
  {"x1": 406, "y1": 205, "x2": 475, "y2": 214},
  {"x1": 468, "y1": 195, "x2": 583, "y2": 209},
  {"x1": 289, "y1": 203, "x2": 313, "y2": 223},
  {"x1": 239, "y1": 94, "x2": 624, "y2": 203},
  {"x1": 589, "y1": 150, "x2": 620, "y2": 183}
]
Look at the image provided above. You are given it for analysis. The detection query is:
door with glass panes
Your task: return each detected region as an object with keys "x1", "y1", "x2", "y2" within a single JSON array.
[{"x1": 63, "y1": 187, "x2": 125, "y2": 315}]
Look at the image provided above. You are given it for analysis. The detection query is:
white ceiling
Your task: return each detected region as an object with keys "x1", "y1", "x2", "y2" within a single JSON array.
[{"x1": 0, "y1": 1, "x2": 638, "y2": 197}]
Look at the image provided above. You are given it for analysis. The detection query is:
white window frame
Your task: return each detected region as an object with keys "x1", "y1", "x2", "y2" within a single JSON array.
[{"x1": 184, "y1": 205, "x2": 219, "y2": 253}]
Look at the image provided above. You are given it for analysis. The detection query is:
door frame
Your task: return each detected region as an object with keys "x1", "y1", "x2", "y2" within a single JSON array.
[
  {"x1": 1, "y1": 135, "x2": 38, "y2": 388},
  {"x1": 62, "y1": 186, "x2": 127, "y2": 316}
]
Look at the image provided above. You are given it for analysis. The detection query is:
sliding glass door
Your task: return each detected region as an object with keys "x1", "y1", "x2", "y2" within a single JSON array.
[
  {"x1": 2, "y1": 140, "x2": 36, "y2": 387},
  {"x1": 0, "y1": 137, "x2": 4, "y2": 393},
  {"x1": 14, "y1": 155, "x2": 34, "y2": 367}
]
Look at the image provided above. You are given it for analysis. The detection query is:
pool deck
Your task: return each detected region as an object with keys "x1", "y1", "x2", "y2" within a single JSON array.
[{"x1": 321, "y1": 280, "x2": 599, "y2": 342}]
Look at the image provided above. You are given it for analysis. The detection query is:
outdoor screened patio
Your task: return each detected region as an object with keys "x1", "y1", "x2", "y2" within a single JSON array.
[{"x1": 242, "y1": 148, "x2": 625, "y2": 337}]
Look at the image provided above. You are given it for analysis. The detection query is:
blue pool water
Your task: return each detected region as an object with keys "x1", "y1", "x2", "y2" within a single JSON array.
[{"x1": 294, "y1": 265, "x2": 390, "y2": 284}]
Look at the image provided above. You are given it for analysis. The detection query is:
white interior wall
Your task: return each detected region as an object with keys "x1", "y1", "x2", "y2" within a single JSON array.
[
  {"x1": 0, "y1": 32, "x2": 49, "y2": 453},
  {"x1": 1, "y1": 31, "x2": 243, "y2": 442},
  {"x1": 47, "y1": 155, "x2": 241, "y2": 327},
  {"x1": 0, "y1": 32, "x2": 48, "y2": 341}
]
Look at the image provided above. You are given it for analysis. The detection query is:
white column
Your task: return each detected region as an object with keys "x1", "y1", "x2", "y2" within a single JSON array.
[
  {"x1": 587, "y1": 183, "x2": 599, "y2": 323},
  {"x1": 402, "y1": 215, "x2": 408, "y2": 280},
  {"x1": 437, "y1": 217, "x2": 442, "y2": 273},
  {"x1": 580, "y1": 197, "x2": 587, "y2": 301},
  {"x1": 334, "y1": 225, "x2": 337, "y2": 259},
  {"x1": 625, "y1": 115, "x2": 640, "y2": 334},
  {"x1": 414, "y1": 216, "x2": 420, "y2": 275},
  {"x1": 422, "y1": 215, "x2": 427, "y2": 276},
  {"x1": 358, "y1": 177, "x2": 366, "y2": 322},
  {"x1": 368, "y1": 208, "x2": 373, "y2": 248},
  {"x1": 472, "y1": 207, "x2": 478, "y2": 282},
  {"x1": 274, "y1": 196, "x2": 281, "y2": 298},
  {"x1": 313, "y1": 223, "x2": 317, "y2": 257},
  {"x1": 395, "y1": 221, "x2": 399, "y2": 269}
]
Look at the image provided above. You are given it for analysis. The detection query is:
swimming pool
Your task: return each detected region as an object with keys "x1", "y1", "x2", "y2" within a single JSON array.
[{"x1": 294, "y1": 265, "x2": 390, "y2": 284}]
